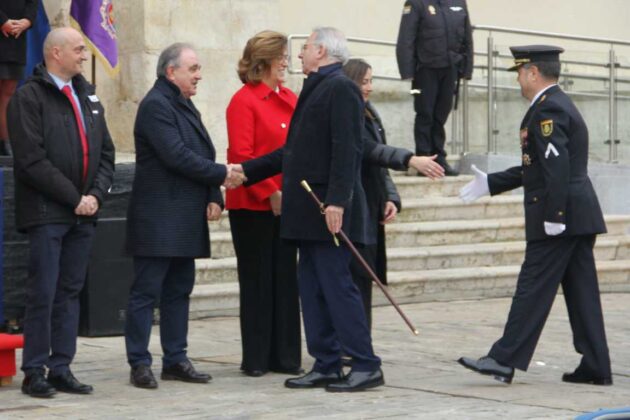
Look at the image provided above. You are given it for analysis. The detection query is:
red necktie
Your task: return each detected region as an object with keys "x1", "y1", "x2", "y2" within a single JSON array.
[{"x1": 61, "y1": 85, "x2": 89, "y2": 182}]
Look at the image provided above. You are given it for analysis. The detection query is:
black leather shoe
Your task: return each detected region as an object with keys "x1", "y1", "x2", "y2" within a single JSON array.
[
  {"x1": 441, "y1": 161, "x2": 459, "y2": 176},
  {"x1": 326, "y1": 368, "x2": 385, "y2": 392},
  {"x1": 161, "y1": 360, "x2": 211, "y2": 383},
  {"x1": 47, "y1": 371, "x2": 93, "y2": 394},
  {"x1": 243, "y1": 369, "x2": 266, "y2": 377},
  {"x1": 0, "y1": 140, "x2": 12, "y2": 157},
  {"x1": 284, "y1": 370, "x2": 343, "y2": 389},
  {"x1": 22, "y1": 372, "x2": 56, "y2": 398},
  {"x1": 562, "y1": 370, "x2": 612, "y2": 385},
  {"x1": 130, "y1": 365, "x2": 158, "y2": 389},
  {"x1": 458, "y1": 356, "x2": 514, "y2": 384}
]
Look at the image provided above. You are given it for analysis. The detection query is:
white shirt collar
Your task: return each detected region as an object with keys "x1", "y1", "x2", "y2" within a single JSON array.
[
  {"x1": 530, "y1": 84, "x2": 557, "y2": 107},
  {"x1": 48, "y1": 72, "x2": 73, "y2": 92}
]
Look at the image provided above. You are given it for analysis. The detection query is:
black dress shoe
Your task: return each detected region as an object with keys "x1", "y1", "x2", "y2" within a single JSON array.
[
  {"x1": 161, "y1": 359, "x2": 211, "y2": 383},
  {"x1": 284, "y1": 370, "x2": 343, "y2": 389},
  {"x1": 243, "y1": 369, "x2": 266, "y2": 377},
  {"x1": 130, "y1": 365, "x2": 158, "y2": 389},
  {"x1": 0, "y1": 140, "x2": 12, "y2": 157},
  {"x1": 458, "y1": 356, "x2": 514, "y2": 384},
  {"x1": 441, "y1": 162, "x2": 459, "y2": 176},
  {"x1": 22, "y1": 372, "x2": 56, "y2": 398},
  {"x1": 326, "y1": 368, "x2": 385, "y2": 392},
  {"x1": 562, "y1": 370, "x2": 612, "y2": 385},
  {"x1": 47, "y1": 371, "x2": 93, "y2": 394}
]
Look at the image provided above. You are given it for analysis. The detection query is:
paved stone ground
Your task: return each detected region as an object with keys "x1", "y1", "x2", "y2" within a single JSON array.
[{"x1": 1, "y1": 293, "x2": 629, "y2": 419}]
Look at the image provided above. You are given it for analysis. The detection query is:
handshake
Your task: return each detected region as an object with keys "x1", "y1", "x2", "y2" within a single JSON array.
[{"x1": 223, "y1": 163, "x2": 247, "y2": 189}]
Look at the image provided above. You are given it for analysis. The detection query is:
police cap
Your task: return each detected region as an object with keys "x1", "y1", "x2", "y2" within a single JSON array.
[{"x1": 507, "y1": 45, "x2": 564, "y2": 71}]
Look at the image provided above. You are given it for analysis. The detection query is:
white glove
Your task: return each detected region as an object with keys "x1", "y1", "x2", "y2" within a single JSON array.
[
  {"x1": 459, "y1": 165, "x2": 489, "y2": 203},
  {"x1": 544, "y1": 221, "x2": 566, "y2": 236}
]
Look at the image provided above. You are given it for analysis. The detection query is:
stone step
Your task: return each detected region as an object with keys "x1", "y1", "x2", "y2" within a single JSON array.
[
  {"x1": 389, "y1": 173, "x2": 473, "y2": 199},
  {"x1": 377, "y1": 259, "x2": 630, "y2": 307},
  {"x1": 399, "y1": 195, "x2": 523, "y2": 222},
  {"x1": 384, "y1": 215, "x2": 630, "y2": 248},
  {"x1": 197, "y1": 235, "x2": 630, "y2": 285},
  {"x1": 209, "y1": 215, "x2": 630, "y2": 259},
  {"x1": 188, "y1": 259, "x2": 630, "y2": 320}
]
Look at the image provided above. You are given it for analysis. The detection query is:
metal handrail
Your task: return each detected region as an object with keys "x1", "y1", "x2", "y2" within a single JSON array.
[{"x1": 288, "y1": 26, "x2": 630, "y2": 163}]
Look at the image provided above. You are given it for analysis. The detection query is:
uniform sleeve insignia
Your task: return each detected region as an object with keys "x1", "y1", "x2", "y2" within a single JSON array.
[
  {"x1": 403, "y1": 5, "x2": 412, "y2": 14},
  {"x1": 540, "y1": 119, "x2": 553, "y2": 137},
  {"x1": 522, "y1": 153, "x2": 532, "y2": 166},
  {"x1": 428, "y1": 5, "x2": 437, "y2": 15}
]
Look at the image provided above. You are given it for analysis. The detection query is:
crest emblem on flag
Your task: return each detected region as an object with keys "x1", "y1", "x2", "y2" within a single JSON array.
[{"x1": 100, "y1": 0, "x2": 116, "y2": 40}]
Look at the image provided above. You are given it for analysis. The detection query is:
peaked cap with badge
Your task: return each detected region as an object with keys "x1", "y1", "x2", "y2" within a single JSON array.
[{"x1": 508, "y1": 45, "x2": 565, "y2": 71}]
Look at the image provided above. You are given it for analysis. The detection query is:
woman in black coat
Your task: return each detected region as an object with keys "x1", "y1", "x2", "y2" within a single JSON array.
[
  {"x1": 0, "y1": 0, "x2": 37, "y2": 155},
  {"x1": 342, "y1": 58, "x2": 444, "y2": 328}
]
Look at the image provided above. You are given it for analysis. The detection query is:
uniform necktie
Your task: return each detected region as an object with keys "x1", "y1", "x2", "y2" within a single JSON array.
[{"x1": 61, "y1": 85, "x2": 89, "y2": 182}]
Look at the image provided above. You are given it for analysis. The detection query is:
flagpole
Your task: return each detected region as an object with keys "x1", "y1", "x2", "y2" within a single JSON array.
[{"x1": 91, "y1": 54, "x2": 96, "y2": 85}]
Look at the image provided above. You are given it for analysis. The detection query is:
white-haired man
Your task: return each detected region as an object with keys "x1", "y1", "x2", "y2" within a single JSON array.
[{"x1": 241, "y1": 27, "x2": 384, "y2": 392}]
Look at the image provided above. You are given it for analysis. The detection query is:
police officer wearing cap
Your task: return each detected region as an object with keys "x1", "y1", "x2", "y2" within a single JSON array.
[
  {"x1": 396, "y1": 0, "x2": 473, "y2": 175},
  {"x1": 456, "y1": 45, "x2": 612, "y2": 386}
]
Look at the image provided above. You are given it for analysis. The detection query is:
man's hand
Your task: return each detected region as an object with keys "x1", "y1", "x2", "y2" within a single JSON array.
[
  {"x1": 408, "y1": 155, "x2": 444, "y2": 179},
  {"x1": 381, "y1": 201, "x2": 398, "y2": 224},
  {"x1": 269, "y1": 190, "x2": 282, "y2": 216},
  {"x1": 459, "y1": 164, "x2": 489, "y2": 203},
  {"x1": 544, "y1": 221, "x2": 566, "y2": 236},
  {"x1": 223, "y1": 164, "x2": 247, "y2": 189},
  {"x1": 207, "y1": 202, "x2": 222, "y2": 221},
  {"x1": 324, "y1": 205, "x2": 344, "y2": 234},
  {"x1": 74, "y1": 195, "x2": 99, "y2": 216}
]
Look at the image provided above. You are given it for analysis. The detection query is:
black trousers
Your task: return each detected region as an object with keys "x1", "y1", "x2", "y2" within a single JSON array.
[
  {"x1": 22, "y1": 223, "x2": 95, "y2": 376},
  {"x1": 413, "y1": 66, "x2": 457, "y2": 159},
  {"x1": 229, "y1": 210, "x2": 301, "y2": 373},
  {"x1": 125, "y1": 257, "x2": 196, "y2": 368},
  {"x1": 488, "y1": 235, "x2": 611, "y2": 377}
]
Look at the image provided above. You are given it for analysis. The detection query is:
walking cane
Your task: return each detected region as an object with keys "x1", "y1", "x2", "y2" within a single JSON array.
[{"x1": 300, "y1": 180, "x2": 419, "y2": 336}]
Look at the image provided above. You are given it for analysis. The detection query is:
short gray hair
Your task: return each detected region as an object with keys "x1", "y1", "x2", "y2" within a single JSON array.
[
  {"x1": 312, "y1": 27, "x2": 350, "y2": 64},
  {"x1": 156, "y1": 42, "x2": 195, "y2": 77}
]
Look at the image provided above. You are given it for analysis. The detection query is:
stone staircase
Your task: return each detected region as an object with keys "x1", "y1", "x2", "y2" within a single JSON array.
[{"x1": 189, "y1": 174, "x2": 630, "y2": 319}]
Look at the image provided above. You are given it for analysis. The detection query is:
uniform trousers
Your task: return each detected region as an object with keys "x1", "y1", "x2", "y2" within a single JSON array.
[
  {"x1": 125, "y1": 257, "x2": 195, "y2": 368},
  {"x1": 413, "y1": 66, "x2": 457, "y2": 159},
  {"x1": 298, "y1": 241, "x2": 381, "y2": 373},
  {"x1": 21, "y1": 223, "x2": 95, "y2": 376},
  {"x1": 229, "y1": 209, "x2": 301, "y2": 373},
  {"x1": 488, "y1": 235, "x2": 611, "y2": 377}
]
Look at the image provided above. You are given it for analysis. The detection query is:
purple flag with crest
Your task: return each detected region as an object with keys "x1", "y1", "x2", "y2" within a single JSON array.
[{"x1": 70, "y1": 0, "x2": 119, "y2": 75}]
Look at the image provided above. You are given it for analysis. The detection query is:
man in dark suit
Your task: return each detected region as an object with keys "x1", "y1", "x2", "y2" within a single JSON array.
[
  {"x1": 457, "y1": 45, "x2": 612, "y2": 385},
  {"x1": 241, "y1": 27, "x2": 384, "y2": 392},
  {"x1": 396, "y1": 0, "x2": 473, "y2": 175},
  {"x1": 125, "y1": 42, "x2": 244, "y2": 389},
  {"x1": 8, "y1": 27, "x2": 115, "y2": 398}
]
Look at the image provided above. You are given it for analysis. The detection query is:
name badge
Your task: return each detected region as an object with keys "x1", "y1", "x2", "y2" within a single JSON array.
[
  {"x1": 88, "y1": 95, "x2": 100, "y2": 103},
  {"x1": 450, "y1": 6, "x2": 463, "y2": 11}
]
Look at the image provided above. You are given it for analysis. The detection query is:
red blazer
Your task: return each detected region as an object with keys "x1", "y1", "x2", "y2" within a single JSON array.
[{"x1": 225, "y1": 82, "x2": 297, "y2": 210}]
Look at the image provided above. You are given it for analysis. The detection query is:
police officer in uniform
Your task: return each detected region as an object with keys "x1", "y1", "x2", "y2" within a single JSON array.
[
  {"x1": 396, "y1": 0, "x2": 473, "y2": 175},
  {"x1": 456, "y1": 45, "x2": 612, "y2": 386}
]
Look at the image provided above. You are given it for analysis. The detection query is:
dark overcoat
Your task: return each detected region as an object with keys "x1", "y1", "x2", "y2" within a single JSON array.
[
  {"x1": 0, "y1": 0, "x2": 37, "y2": 64},
  {"x1": 127, "y1": 77, "x2": 226, "y2": 257},
  {"x1": 243, "y1": 63, "x2": 369, "y2": 244},
  {"x1": 488, "y1": 85, "x2": 606, "y2": 241}
]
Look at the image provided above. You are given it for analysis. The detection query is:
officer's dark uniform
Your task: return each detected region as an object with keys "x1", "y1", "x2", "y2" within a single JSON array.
[
  {"x1": 396, "y1": 0, "x2": 473, "y2": 171},
  {"x1": 485, "y1": 46, "x2": 611, "y2": 380}
]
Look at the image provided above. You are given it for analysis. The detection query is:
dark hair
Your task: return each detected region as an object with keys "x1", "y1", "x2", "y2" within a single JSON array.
[
  {"x1": 237, "y1": 30, "x2": 287, "y2": 84},
  {"x1": 525, "y1": 61, "x2": 561, "y2": 81},
  {"x1": 342, "y1": 58, "x2": 371, "y2": 87}
]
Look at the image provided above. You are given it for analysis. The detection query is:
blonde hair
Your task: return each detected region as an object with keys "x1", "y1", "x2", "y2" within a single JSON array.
[{"x1": 237, "y1": 30, "x2": 287, "y2": 84}]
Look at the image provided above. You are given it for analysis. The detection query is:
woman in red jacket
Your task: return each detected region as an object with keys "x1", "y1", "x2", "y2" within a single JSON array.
[{"x1": 226, "y1": 31, "x2": 301, "y2": 377}]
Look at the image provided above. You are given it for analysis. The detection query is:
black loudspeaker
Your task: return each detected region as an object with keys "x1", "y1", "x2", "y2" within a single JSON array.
[{"x1": 79, "y1": 217, "x2": 134, "y2": 337}]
